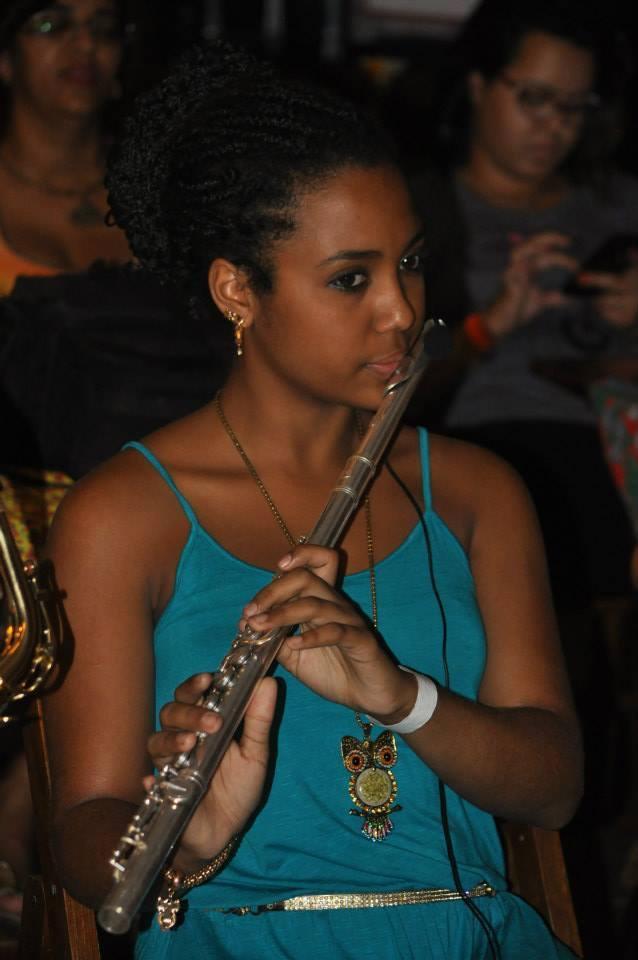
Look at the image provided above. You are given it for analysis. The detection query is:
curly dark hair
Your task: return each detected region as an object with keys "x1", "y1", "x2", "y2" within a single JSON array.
[{"x1": 106, "y1": 42, "x2": 396, "y2": 308}]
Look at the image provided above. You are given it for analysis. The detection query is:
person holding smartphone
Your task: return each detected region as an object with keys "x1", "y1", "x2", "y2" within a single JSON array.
[
  {"x1": 411, "y1": 0, "x2": 638, "y2": 613},
  {"x1": 410, "y1": 3, "x2": 638, "y2": 952}
]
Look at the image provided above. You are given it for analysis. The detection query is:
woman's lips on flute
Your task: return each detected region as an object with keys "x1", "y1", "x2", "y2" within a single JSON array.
[{"x1": 365, "y1": 351, "x2": 406, "y2": 379}]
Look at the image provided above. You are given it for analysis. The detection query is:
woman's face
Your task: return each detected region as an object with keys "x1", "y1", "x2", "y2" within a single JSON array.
[
  {"x1": 242, "y1": 164, "x2": 426, "y2": 411},
  {"x1": 468, "y1": 30, "x2": 596, "y2": 184},
  {"x1": 1, "y1": 0, "x2": 122, "y2": 118}
]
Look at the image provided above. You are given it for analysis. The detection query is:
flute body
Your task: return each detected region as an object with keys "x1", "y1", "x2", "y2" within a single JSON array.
[{"x1": 98, "y1": 320, "x2": 441, "y2": 935}]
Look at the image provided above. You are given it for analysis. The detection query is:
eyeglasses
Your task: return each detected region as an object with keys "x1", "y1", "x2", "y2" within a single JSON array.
[
  {"x1": 498, "y1": 74, "x2": 600, "y2": 123},
  {"x1": 21, "y1": 7, "x2": 122, "y2": 43}
]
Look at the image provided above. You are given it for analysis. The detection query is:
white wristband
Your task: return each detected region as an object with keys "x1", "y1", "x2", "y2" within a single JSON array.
[{"x1": 368, "y1": 666, "x2": 439, "y2": 735}]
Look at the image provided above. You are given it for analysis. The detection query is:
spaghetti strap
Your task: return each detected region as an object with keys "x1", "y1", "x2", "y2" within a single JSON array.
[
  {"x1": 417, "y1": 427, "x2": 432, "y2": 513},
  {"x1": 123, "y1": 441, "x2": 198, "y2": 527}
]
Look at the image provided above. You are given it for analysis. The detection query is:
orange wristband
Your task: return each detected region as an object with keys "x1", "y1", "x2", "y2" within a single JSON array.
[{"x1": 463, "y1": 312, "x2": 493, "y2": 352}]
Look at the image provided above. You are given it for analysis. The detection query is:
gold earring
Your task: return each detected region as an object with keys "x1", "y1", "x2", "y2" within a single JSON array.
[{"x1": 226, "y1": 309, "x2": 245, "y2": 357}]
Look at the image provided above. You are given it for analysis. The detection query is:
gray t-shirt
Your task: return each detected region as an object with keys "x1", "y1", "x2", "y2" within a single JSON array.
[{"x1": 447, "y1": 173, "x2": 638, "y2": 428}]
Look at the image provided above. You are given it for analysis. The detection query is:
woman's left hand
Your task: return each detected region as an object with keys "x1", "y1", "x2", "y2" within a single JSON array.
[
  {"x1": 580, "y1": 263, "x2": 638, "y2": 329},
  {"x1": 241, "y1": 544, "x2": 415, "y2": 723}
]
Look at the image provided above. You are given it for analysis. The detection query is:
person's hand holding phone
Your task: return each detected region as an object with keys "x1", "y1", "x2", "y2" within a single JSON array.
[
  {"x1": 482, "y1": 232, "x2": 577, "y2": 340},
  {"x1": 579, "y1": 252, "x2": 638, "y2": 329}
]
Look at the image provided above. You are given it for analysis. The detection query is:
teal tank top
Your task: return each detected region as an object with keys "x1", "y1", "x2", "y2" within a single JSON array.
[
  {"x1": 125, "y1": 428, "x2": 507, "y2": 910},
  {"x1": 129, "y1": 430, "x2": 576, "y2": 958}
]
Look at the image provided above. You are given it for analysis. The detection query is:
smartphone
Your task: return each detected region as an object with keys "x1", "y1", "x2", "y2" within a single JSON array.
[{"x1": 564, "y1": 233, "x2": 638, "y2": 296}]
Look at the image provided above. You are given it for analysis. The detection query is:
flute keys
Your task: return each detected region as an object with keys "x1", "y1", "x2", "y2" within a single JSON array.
[
  {"x1": 221, "y1": 647, "x2": 251, "y2": 671},
  {"x1": 203, "y1": 691, "x2": 223, "y2": 711}
]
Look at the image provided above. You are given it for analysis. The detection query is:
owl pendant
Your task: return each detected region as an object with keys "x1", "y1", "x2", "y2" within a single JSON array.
[{"x1": 340, "y1": 723, "x2": 401, "y2": 841}]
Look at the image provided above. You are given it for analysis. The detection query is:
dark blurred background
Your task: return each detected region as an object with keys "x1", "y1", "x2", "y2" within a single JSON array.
[
  {"x1": 2, "y1": 4, "x2": 638, "y2": 958},
  {"x1": 121, "y1": 0, "x2": 638, "y2": 178}
]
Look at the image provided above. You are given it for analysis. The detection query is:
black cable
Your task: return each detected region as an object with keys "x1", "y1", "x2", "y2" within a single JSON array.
[{"x1": 386, "y1": 458, "x2": 501, "y2": 960}]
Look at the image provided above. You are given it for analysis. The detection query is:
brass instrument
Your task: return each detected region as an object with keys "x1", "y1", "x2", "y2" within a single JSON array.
[
  {"x1": 99, "y1": 319, "x2": 443, "y2": 936},
  {"x1": 0, "y1": 506, "x2": 61, "y2": 722}
]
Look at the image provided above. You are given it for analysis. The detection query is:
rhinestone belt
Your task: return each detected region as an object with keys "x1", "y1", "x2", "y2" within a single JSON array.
[{"x1": 223, "y1": 881, "x2": 496, "y2": 915}]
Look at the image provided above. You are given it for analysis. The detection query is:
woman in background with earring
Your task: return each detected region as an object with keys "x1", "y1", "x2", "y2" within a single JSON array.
[{"x1": 0, "y1": 0, "x2": 131, "y2": 295}]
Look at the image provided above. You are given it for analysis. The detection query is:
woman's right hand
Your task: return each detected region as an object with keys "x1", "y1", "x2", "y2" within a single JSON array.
[
  {"x1": 147, "y1": 674, "x2": 277, "y2": 868},
  {"x1": 482, "y1": 231, "x2": 578, "y2": 339}
]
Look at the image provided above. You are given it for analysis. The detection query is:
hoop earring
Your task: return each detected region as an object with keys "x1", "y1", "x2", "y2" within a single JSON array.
[{"x1": 226, "y1": 310, "x2": 245, "y2": 357}]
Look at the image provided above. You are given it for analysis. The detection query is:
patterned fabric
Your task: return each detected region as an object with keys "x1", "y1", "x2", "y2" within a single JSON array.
[
  {"x1": 590, "y1": 378, "x2": 638, "y2": 538},
  {"x1": 0, "y1": 468, "x2": 72, "y2": 560}
]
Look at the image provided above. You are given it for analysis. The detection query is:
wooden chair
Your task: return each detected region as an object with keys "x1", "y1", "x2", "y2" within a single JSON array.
[
  {"x1": 20, "y1": 698, "x2": 132, "y2": 960},
  {"x1": 501, "y1": 821, "x2": 583, "y2": 957}
]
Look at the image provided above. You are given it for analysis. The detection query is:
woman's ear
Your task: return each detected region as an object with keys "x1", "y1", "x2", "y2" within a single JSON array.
[
  {"x1": 467, "y1": 71, "x2": 486, "y2": 108},
  {"x1": 208, "y1": 259, "x2": 256, "y2": 328}
]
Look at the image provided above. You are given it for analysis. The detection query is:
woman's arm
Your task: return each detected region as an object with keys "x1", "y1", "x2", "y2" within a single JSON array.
[
  {"x1": 43, "y1": 458, "x2": 276, "y2": 909},
  {"x1": 245, "y1": 441, "x2": 582, "y2": 830},
  {"x1": 44, "y1": 464, "x2": 158, "y2": 907},
  {"x1": 397, "y1": 438, "x2": 583, "y2": 829}
]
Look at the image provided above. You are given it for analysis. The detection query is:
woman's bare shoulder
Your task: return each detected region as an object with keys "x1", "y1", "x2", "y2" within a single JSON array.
[
  {"x1": 429, "y1": 431, "x2": 523, "y2": 484},
  {"x1": 52, "y1": 402, "x2": 216, "y2": 526},
  {"x1": 427, "y1": 432, "x2": 537, "y2": 549},
  {"x1": 395, "y1": 423, "x2": 512, "y2": 470},
  {"x1": 393, "y1": 425, "x2": 520, "y2": 493},
  {"x1": 47, "y1": 444, "x2": 184, "y2": 564}
]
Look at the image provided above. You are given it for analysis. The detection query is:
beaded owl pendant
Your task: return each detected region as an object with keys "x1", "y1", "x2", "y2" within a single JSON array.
[{"x1": 340, "y1": 720, "x2": 401, "y2": 841}]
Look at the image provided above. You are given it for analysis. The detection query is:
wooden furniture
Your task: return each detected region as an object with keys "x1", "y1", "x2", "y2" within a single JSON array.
[
  {"x1": 20, "y1": 698, "x2": 106, "y2": 960},
  {"x1": 20, "y1": 696, "x2": 135, "y2": 959},
  {"x1": 501, "y1": 821, "x2": 583, "y2": 957}
]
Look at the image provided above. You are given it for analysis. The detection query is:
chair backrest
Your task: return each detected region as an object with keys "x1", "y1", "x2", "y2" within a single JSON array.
[
  {"x1": 21, "y1": 698, "x2": 103, "y2": 960},
  {"x1": 501, "y1": 820, "x2": 583, "y2": 957},
  {"x1": 21, "y1": 698, "x2": 135, "y2": 960}
]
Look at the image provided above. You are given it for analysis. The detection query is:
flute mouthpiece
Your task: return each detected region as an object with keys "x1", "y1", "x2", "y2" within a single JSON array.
[{"x1": 384, "y1": 317, "x2": 444, "y2": 393}]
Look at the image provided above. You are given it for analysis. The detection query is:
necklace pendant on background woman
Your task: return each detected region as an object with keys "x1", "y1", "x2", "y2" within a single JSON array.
[
  {"x1": 340, "y1": 718, "x2": 402, "y2": 841},
  {"x1": 0, "y1": 154, "x2": 105, "y2": 227}
]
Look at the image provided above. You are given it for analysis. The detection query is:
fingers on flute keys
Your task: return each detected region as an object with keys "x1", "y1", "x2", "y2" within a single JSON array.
[{"x1": 148, "y1": 673, "x2": 221, "y2": 769}]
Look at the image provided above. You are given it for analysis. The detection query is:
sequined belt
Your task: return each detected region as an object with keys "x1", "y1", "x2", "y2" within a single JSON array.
[{"x1": 222, "y1": 881, "x2": 496, "y2": 915}]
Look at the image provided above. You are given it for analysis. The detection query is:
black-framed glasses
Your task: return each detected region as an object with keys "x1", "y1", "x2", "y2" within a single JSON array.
[
  {"x1": 20, "y1": 6, "x2": 123, "y2": 43},
  {"x1": 498, "y1": 74, "x2": 600, "y2": 123}
]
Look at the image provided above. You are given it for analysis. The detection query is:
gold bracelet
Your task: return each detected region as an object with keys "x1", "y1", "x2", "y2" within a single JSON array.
[{"x1": 156, "y1": 836, "x2": 238, "y2": 931}]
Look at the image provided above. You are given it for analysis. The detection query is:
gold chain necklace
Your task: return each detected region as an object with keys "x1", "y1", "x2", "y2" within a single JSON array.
[
  {"x1": 214, "y1": 390, "x2": 378, "y2": 627},
  {"x1": 214, "y1": 391, "x2": 401, "y2": 842}
]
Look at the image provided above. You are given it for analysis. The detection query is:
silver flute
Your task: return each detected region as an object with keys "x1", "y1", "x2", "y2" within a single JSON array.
[{"x1": 98, "y1": 318, "x2": 442, "y2": 936}]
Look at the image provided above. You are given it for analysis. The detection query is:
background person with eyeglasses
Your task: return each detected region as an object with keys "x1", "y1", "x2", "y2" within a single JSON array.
[{"x1": 410, "y1": 0, "x2": 638, "y2": 955}]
